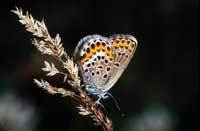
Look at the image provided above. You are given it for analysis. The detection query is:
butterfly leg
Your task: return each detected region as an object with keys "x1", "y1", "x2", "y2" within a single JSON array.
[
  {"x1": 95, "y1": 92, "x2": 109, "y2": 104},
  {"x1": 95, "y1": 95, "x2": 102, "y2": 105},
  {"x1": 101, "y1": 92, "x2": 109, "y2": 99}
]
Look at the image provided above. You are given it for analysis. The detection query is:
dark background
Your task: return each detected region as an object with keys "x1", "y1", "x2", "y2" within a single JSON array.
[{"x1": 0, "y1": 0, "x2": 198, "y2": 131}]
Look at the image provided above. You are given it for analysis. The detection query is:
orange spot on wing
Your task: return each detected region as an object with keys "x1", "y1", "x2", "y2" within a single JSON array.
[
  {"x1": 81, "y1": 44, "x2": 113, "y2": 63},
  {"x1": 112, "y1": 41, "x2": 134, "y2": 51}
]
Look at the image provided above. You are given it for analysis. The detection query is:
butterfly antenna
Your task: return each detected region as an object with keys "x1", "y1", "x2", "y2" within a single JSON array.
[
  {"x1": 107, "y1": 93, "x2": 121, "y2": 112},
  {"x1": 96, "y1": 99, "x2": 110, "y2": 117}
]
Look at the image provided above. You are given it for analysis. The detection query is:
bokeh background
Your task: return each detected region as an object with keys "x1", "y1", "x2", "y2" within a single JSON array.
[{"x1": 0, "y1": 0, "x2": 198, "y2": 131}]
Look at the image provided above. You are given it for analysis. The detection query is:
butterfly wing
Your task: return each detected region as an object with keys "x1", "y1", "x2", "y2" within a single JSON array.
[
  {"x1": 101, "y1": 34, "x2": 138, "y2": 92},
  {"x1": 74, "y1": 34, "x2": 137, "y2": 93},
  {"x1": 74, "y1": 35, "x2": 115, "y2": 91}
]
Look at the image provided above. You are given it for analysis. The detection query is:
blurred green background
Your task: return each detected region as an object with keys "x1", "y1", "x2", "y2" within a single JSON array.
[{"x1": 0, "y1": 0, "x2": 198, "y2": 131}]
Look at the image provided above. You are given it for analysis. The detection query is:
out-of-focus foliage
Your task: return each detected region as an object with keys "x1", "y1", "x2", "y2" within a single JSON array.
[{"x1": 0, "y1": 92, "x2": 36, "y2": 131}]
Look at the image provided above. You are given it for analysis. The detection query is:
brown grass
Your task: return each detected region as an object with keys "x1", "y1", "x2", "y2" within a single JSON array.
[{"x1": 12, "y1": 7, "x2": 113, "y2": 131}]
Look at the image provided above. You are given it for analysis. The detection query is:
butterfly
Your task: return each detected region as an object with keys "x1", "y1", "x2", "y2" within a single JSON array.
[{"x1": 74, "y1": 34, "x2": 137, "y2": 103}]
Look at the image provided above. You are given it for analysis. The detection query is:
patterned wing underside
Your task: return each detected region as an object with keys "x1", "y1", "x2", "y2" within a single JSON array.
[
  {"x1": 74, "y1": 35, "x2": 114, "y2": 90},
  {"x1": 101, "y1": 34, "x2": 138, "y2": 92},
  {"x1": 74, "y1": 34, "x2": 137, "y2": 93}
]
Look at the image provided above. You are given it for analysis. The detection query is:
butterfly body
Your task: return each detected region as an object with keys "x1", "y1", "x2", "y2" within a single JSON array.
[{"x1": 74, "y1": 34, "x2": 137, "y2": 100}]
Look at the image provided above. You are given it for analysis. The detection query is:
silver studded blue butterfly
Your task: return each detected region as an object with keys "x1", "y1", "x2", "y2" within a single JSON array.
[{"x1": 74, "y1": 34, "x2": 137, "y2": 102}]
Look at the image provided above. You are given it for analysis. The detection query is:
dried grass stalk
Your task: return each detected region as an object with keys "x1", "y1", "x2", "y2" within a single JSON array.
[{"x1": 12, "y1": 7, "x2": 113, "y2": 131}]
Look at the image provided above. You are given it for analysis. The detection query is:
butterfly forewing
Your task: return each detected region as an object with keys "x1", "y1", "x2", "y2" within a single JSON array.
[{"x1": 74, "y1": 35, "x2": 115, "y2": 90}]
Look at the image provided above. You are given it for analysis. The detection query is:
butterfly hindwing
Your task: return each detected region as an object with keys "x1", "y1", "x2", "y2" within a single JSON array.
[
  {"x1": 101, "y1": 34, "x2": 138, "y2": 91},
  {"x1": 110, "y1": 34, "x2": 137, "y2": 68}
]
